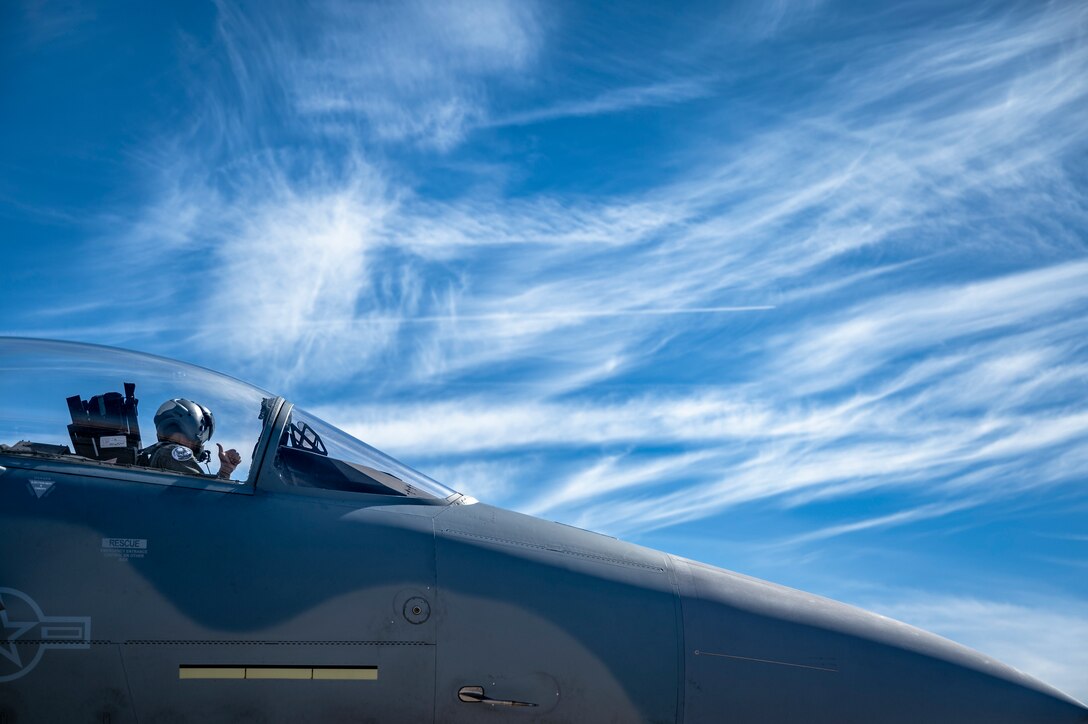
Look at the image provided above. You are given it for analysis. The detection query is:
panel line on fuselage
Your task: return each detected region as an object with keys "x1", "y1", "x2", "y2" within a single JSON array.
[{"x1": 694, "y1": 650, "x2": 839, "y2": 673}]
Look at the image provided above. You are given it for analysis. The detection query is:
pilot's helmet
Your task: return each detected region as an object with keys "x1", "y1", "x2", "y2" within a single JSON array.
[{"x1": 153, "y1": 398, "x2": 215, "y2": 447}]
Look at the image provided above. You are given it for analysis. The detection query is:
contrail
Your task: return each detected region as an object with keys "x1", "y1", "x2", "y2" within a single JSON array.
[
  {"x1": 5, "y1": 306, "x2": 776, "y2": 341},
  {"x1": 392, "y1": 306, "x2": 776, "y2": 323}
]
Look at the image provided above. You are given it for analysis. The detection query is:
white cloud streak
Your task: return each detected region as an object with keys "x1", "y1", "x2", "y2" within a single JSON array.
[
  {"x1": 282, "y1": 0, "x2": 543, "y2": 149},
  {"x1": 325, "y1": 254, "x2": 1088, "y2": 532},
  {"x1": 78, "y1": 0, "x2": 1088, "y2": 543},
  {"x1": 775, "y1": 499, "x2": 983, "y2": 547},
  {"x1": 486, "y1": 78, "x2": 717, "y2": 128}
]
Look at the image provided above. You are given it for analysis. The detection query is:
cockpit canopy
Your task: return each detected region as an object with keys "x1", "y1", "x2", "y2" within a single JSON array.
[{"x1": 0, "y1": 338, "x2": 456, "y2": 501}]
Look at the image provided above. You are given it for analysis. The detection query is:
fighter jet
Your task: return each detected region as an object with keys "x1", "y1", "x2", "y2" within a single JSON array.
[{"x1": 1, "y1": 337, "x2": 1084, "y2": 723}]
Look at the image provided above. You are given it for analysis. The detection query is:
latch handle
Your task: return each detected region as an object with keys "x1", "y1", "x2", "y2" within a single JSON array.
[{"x1": 458, "y1": 685, "x2": 538, "y2": 707}]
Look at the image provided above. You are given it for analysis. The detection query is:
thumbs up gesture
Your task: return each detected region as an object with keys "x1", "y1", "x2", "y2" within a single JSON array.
[{"x1": 217, "y1": 442, "x2": 242, "y2": 479}]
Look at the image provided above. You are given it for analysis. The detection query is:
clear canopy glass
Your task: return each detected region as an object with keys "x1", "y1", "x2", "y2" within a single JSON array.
[
  {"x1": 275, "y1": 407, "x2": 456, "y2": 499},
  {"x1": 0, "y1": 338, "x2": 457, "y2": 499}
]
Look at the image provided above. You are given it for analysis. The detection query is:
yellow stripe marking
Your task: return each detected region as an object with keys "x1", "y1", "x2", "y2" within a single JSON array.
[
  {"x1": 179, "y1": 666, "x2": 378, "y2": 681},
  {"x1": 179, "y1": 667, "x2": 246, "y2": 680},
  {"x1": 246, "y1": 667, "x2": 312, "y2": 679},
  {"x1": 313, "y1": 667, "x2": 378, "y2": 680}
]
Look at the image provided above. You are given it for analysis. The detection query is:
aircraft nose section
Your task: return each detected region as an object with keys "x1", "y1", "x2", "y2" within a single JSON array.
[{"x1": 671, "y1": 556, "x2": 1088, "y2": 723}]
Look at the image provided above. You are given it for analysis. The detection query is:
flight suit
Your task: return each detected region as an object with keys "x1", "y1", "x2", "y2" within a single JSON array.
[{"x1": 137, "y1": 441, "x2": 206, "y2": 476}]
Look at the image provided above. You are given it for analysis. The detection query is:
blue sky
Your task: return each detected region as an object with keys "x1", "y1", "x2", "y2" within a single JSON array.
[{"x1": 2, "y1": 0, "x2": 1087, "y2": 700}]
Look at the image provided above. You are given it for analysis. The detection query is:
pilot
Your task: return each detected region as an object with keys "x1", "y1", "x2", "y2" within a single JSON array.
[{"x1": 137, "y1": 399, "x2": 242, "y2": 480}]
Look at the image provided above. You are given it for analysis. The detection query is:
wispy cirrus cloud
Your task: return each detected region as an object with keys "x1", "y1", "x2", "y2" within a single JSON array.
[
  {"x1": 334, "y1": 2, "x2": 1087, "y2": 392},
  {"x1": 288, "y1": 0, "x2": 543, "y2": 149},
  {"x1": 769, "y1": 260, "x2": 1088, "y2": 394},
  {"x1": 321, "y1": 253, "x2": 1088, "y2": 538},
  {"x1": 38, "y1": 0, "x2": 1088, "y2": 545}
]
